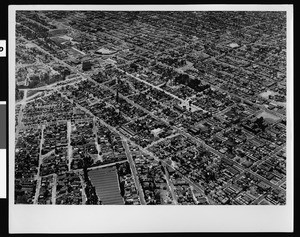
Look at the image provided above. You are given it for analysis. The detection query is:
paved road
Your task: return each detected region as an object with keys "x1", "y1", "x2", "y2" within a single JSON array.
[
  {"x1": 18, "y1": 15, "x2": 286, "y2": 205},
  {"x1": 67, "y1": 120, "x2": 72, "y2": 171},
  {"x1": 33, "y1": 176, "x2": 41, "y2": 204},
  {"x1": 122, "y1": 140, "x2": 146, "y2": 205},
  {"x1": 33, "y1": 42, "x2": 279, "y2": 203},
  {"x1": 251, "y1": 193, "x2": 267, "y2": 205},
  {"x1": 51, "y1": 174, "x2": 57, "y2": 205},
  {"x1": 162, "y1": 163, "x2": 178, "y2": 205},
  {"x1": 20, "y1": 14, "x2": 51, "y2": 31},
  {"x1": 72, "y1": 159, "x2": 128, "y2": 173},
  {"x1": 77, "y1": 172, "x2": 87, "y2": 205}
]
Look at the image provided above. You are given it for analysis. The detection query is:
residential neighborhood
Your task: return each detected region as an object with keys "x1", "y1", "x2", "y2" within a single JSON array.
[{"x1": 15, "y1": 10, "x2": 287, "y2": 205}]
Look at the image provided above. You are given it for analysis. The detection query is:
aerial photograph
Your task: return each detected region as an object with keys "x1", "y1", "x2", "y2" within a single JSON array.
[{"x1": 14, "y1": 10, "x2": 287, "y2": 205}]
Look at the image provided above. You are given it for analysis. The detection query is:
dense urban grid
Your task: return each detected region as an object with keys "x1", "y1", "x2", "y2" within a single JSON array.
[{"x1": 15, "y1": 11, "x2": 286, "y2": 205}]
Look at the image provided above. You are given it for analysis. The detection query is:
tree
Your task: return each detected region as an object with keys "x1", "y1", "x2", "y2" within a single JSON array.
[
  {"x1": 120, "y1": 180, "x2": 125, "y2": 197},
  {"x1": 44, "y1": 189, "x2": 50, "y2": 199}
]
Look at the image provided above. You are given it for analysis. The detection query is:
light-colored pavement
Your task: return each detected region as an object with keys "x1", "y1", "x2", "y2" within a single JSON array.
[
  {"x1": 17, "y1": 14, "x2": 286, "y2": 206},
  {"x1": 122, "y1": 140, "x2": 146, "y2": 205}
]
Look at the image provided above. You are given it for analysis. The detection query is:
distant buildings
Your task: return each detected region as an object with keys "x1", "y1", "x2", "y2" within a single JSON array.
[{"x1": 15, "y1": 10, "x2": 287, "y2": 205}]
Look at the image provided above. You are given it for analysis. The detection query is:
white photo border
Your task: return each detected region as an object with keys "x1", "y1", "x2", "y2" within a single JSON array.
[{"x1": 9, "y1": 4, "x2": 294, "y2": 233}]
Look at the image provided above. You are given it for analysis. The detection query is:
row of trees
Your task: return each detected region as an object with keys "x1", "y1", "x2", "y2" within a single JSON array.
[{"x1": 83, "y1": 152, "x2": 100, "y2": 205}]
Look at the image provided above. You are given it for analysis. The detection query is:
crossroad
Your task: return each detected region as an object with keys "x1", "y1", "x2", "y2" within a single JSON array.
[{"x1": 16, "y1": 14, "x2": 287, "y2": 205}]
